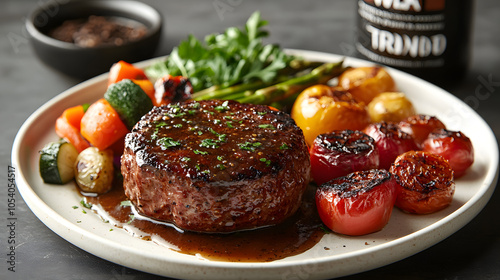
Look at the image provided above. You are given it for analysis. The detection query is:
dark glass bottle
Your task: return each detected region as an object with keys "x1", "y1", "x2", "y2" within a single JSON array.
[{"x1": 355, "y1": 0, "x2": 474, "y2": 89}]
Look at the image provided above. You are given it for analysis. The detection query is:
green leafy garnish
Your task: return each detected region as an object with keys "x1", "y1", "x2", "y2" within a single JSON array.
[
  {"x1": 260, "y1": 158, "x2": 271, "y2": 166},
  {"x1": 157, "y1": 137, "x2": 181, "y2": 149},
  {"x1": 80, "y1": 199, "x2": 92, "y2": 209},
  {"x1": 194, "y1": 150, "x2": 209, "y2": 155},
  {"x1": 238, "y1": 141, "x2": 262, "y2": 152},
  {"x1": 146, "y1": 11, "x2": 294, "y2": 92},
  {"x1": 258, "y1": 124, "x2": 276, "y2": 130},
  {"x1": 280, "y1": 143, "x2": 290, "y2": 150},
  {"x1": 120, "y1": 200, "x2": 133, "y2": 207}
]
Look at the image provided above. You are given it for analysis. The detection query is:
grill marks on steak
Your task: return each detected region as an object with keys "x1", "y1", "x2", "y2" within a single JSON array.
[{"x1": 121, "y1": 100, "x2": 311, "y2": 233}]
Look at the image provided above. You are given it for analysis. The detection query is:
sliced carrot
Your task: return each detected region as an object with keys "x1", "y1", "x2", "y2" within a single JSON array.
[
  {"x1": 55, "y1": 105, "x2": 90, "y2": 153},
  {"x1": 108, "y1": 61, "x2": 148, "y2": 87},
  {"x1": 81, "y1": 99, "x2": 129, "y2": 150},
  {"x1": 131, "y1": 79, "x2": 156, "y2": 106},
  {"x1": 62, "y1": 104, "x2": 86, "y2": 128}
]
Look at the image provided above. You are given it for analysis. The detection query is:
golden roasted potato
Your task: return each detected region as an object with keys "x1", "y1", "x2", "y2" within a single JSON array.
[
  {"x1": 74, "y1": 147, "x2": 114, "y2": 194},
  {"x1": 291, "y1": 85, "x2": 370, "y2": 146},
  {"x1": 367, "y1": 92, "x2": 416, "y2": 123},
  {"x1": 338, "y1": 66, "x2": 396, "y2": 105}
]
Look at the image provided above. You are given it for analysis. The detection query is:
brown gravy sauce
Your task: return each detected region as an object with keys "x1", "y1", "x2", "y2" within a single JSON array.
[{"x1": 84, "y1": 183, "x2": 325, "y2": 262}]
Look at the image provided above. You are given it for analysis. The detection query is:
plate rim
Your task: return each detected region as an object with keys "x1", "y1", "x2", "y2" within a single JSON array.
[{"x1": 11, "y1": 49, "x2": 500, "y2": 279}]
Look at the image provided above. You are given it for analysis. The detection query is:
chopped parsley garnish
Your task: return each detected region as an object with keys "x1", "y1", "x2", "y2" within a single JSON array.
[
  {"x1": 168, "y1": 107, "x2": 186, "y2": 118},
  {"x1": 191, "y1": 102, "x2": 200, "y2": 109},
  {"x1": 152, "y1": 121, "x2": 168, "y2": 139},
  {"x1": 280, "y1": 143, "x2": 290, "y2": 150},
  {"x1": 258, "y1": 124, "x2": 276, "y2": 130},
  {"x1": 80, "y1": 199, "x2": 92, "y2": 209},
  {"x1": 120, "y1": 200, "x2": 133, "y2": 207},
  {"x1": 200, "y1": 138, "x2": 220, "y2": 148},
  {"x1": 216, "y1": 164, "x2": 226, "y2": 170},
  {"x1": 158, "y1": 137, "x2": 181, "y2": 149},
  {"x1": 260, "y1": 158, "x2": 271, "y2": 166},
  {"x1": 208, "y1": 128, "x2": 227, "y2": 142},
  {"x1": 238, "y1": 141, "x2": 262, "y2": 152},
  {"x1": 194, "y1": 150, "x2": 209, "y2": 155},
  {"x1": 214, "y1": 100, "x2": 230, "y2": 112},
  {"x1": 128, "y1": 215, "x2": 135, "y2": 224}
]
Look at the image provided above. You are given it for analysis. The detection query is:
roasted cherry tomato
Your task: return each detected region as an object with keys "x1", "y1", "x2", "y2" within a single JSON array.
[
  {"x1": 390, "y1": 151, "x2": 455, "y2": 214},
  {"x1": 316, "y1": 169, "x2": 398, "y2": 236},
  {"x1": 291, "y1": 85, "x2": 370, "y2": 146},
  {"x1": 338, "y1": 66, "x2": 396, "y2": 105},
  {"x1": 422, "y1": 129, "x2": 474, "y2": 178},
  {"x1": 310, "y1": 130, "x2": 379, "y2": 185},
  {"x1": 367, "y1": 92, "x2": 416, "y2": 123},
  {"x1": 398, "y1": 115, "x2": 446, "y2": 147},
  {"x1": 363, "y1": 122, "x2": 418, "y2": 170},
  {"x1": 153, "y1": 75, "x2": 193, "y2": 106}
]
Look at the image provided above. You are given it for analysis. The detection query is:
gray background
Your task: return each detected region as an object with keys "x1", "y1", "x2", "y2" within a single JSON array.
[{"x1": 1, "y1": 0, "x2": 499, "y2": 279}]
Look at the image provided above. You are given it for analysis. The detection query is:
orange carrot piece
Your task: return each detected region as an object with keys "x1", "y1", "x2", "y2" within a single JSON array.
[
  {"x1": 62, "y1": 104, "x2": 86, "y2": 129},
  {"x1": 108, "y1": 61, "x2": 148, "y2": 87},
  {"x1": 80, "y1": 99, "x2": 129, "y2": 150},
  {"x1": 55, "y1": 105, "x2": 90, "y2": 153},
  {"x1": 131, "y1": 79, "x2": 156, "y2": 106}
]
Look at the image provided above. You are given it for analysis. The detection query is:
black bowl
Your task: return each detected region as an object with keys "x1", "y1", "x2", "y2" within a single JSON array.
[{"x1": 26, "y1": 0, "x2": 163, "y2": 79}]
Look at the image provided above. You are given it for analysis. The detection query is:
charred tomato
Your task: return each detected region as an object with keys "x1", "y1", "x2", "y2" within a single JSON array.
[
  {"x1": 399, "y1": 115, "x2": 446, "y2": 147},
  {"x1": 363, "y1": 122, "x2": 418, "y2": 170},
  {"x1": 153, "y1": 75, "x2": 193, "y2": 106},
  {"x1": 316, "y1": 169, "x2": 398, "y2": 236},
  {"x1": 422, "y1": 129, "x2": 474, "y2": 178},
  {"x1": 310, "y1": 130, "x2": 379, "y2": 185},
  {"x1": 390, "y1": 151, "x2": 455, "y2": 214}
]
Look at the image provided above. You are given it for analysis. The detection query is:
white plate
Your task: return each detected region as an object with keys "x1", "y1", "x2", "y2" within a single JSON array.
[{"x1": 12, "y1": 50, "x2": 499, "y2": 280}]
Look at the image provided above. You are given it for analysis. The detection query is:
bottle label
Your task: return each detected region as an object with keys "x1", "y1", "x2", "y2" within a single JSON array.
[{"x1": 356, "y1": 0, "x2": 447, "y2": 69}]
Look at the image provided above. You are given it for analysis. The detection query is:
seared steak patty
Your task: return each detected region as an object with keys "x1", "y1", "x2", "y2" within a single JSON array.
[{"x1": 121, "y1": 100, "x2": 311, "y2": 233}]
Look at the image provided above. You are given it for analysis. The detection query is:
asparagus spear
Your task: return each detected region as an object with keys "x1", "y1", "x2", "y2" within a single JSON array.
[
  {"x1": 235, "y1": 61, "x2": 344, "y2": 105},
  {"x1": 191, "y1": 59, "x2": 325, "y2": 101},
  {"x1": 192, "y1": 81, "x2": 269, "y2": 100}
]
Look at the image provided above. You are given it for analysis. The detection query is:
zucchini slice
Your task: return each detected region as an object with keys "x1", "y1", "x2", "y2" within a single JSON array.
[
  {"x1": 39, "y1": 140, "x2": 78, "y2": 184},
  {"x1": 104, "y1": 79, "x2": 153, "y2": 130}
]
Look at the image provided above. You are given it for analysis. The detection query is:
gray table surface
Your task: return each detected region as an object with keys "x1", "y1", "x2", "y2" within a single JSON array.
[{"x1": 1, "y1": 0, "x2": 499, "y2": 279}]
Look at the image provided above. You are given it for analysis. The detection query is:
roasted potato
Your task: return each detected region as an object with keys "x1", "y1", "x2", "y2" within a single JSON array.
[
  {"x1": 74, "y1": 147, "x2": 114, "y2": 194},
  {"x1": 338, "y1": 66, "x2": 396, "y2": 105},
  {"x1": 291, "y1": 85, "x2": 370, "y2": 146},
  {"x1": 367, "y1": 92, "x2": 416, "y2": 123}
]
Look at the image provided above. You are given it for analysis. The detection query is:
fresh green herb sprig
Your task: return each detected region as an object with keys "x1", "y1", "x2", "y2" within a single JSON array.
[{"x1": 146, "y1": 11, "x2": 294, "y2": 93}]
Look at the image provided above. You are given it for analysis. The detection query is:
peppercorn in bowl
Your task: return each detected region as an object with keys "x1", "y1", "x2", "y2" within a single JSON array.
[{"x1": 26, "y1": 0, "x2": 163, "y2": 79}]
